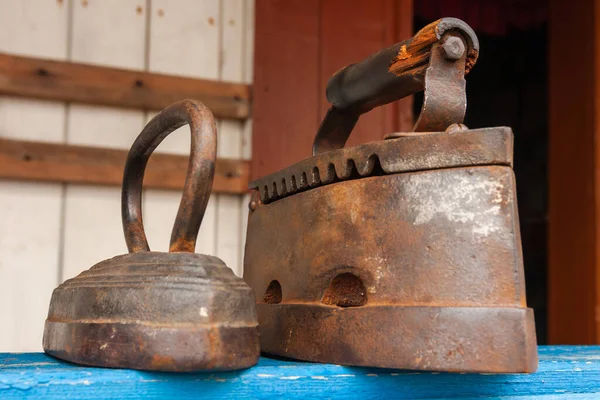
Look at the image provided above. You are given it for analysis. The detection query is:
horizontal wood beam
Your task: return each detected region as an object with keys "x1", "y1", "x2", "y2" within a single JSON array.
[
  {"x1": 0, "y1": 53, "x2": 251, "y2": 120},
  {"x1": 0, "y1": 138, "x2": 250, "y2": 194}
]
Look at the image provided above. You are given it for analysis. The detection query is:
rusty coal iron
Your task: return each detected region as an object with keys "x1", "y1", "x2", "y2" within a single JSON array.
[
  {"x1": 43, "y1": 100, "x2": 260, "y2": 372},
  {"x1": 244, "y1": 18, "x2": 538, "y2": 373}
]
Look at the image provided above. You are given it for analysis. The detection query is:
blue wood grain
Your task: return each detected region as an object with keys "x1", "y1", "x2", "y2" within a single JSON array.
[{"x1": 1, "y1": 346, "x2": 599, "y2": 399}]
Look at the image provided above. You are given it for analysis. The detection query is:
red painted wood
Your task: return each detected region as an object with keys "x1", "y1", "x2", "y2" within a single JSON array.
[
  {"x1": 548, "y1": 0, "x2": 598, "y2": 344},
  {"x1": 390, "y1": 0, "x2": 414, "y2": 134},
  {"x1": 252, "y1": 0, "x2": 321, "y2": 179}
]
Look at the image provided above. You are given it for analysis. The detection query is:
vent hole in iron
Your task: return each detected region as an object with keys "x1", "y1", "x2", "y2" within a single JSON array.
[
  {"x1": 263, "y1": 280, "x2": 282, "y2": 304},
  {"x1": 321, "y1": 273, "x2": 367, "y2": 307}
]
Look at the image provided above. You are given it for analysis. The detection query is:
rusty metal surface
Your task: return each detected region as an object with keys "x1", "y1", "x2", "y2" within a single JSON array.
[
  {"x1": 44, "y1": 253, "x2": 259, "y2": 371},
  {"x1": 312, "y1": 17, "x2": 478, "y2": 155},
  {"x1": 244, "y1": 161, "x2": 538, "y2": 372},
  {"x1": 412, "y1": 33, "x2": 467, "y2": 132},
  {"x1": 44, "y1": 99, "x2": 259, "y2": 372},
  {"x1": 122, "y1": 100, "x2": 216, "y2": 253},
  {"x1": 250, "y1": 127, "x2": 514, "y2": 204},
  {"x1": 257, "y1": 305, "x2": 537, "y2": 372}
]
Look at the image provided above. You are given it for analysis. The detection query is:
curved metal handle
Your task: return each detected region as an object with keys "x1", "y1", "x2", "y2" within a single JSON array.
[
  {"x1": 121, "y1": 99, "x2": 217, "y2": 253},
  {"x1": 312, "y1": 17, "x2": 479, "y2": 155}
]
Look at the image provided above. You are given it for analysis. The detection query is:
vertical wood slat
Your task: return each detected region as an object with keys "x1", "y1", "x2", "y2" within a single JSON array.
[
  {"x1": 0, "y1": 0, "x2": 68, "y2": 351},
  {"x1": 242, "y1": 0, "x2": 255, "y2": 165},
  {"x1": 240, "y1": 0, "x2": 255, "y2": 271},
  {"x1": 143, "y1": 0, "x2": 220, "y2": 256},
  {"x1": 216, "y1": 0, "x2": 246, "y2": 276},
  {"x1": 595, "y1": 0, "x2": 600, "y2": 346},
  {"x1": 390, "y1": 0, "x2": 414, "y2": 133},
  {"x1": 61, "y1": 0, "x2": 147, "y2": 281},
  {"x1": 548, "y1": 0, "x2": 598, "y2": 344},
  {"x1": 252, "y1": 0, "x2": 321, "y2": 180}
]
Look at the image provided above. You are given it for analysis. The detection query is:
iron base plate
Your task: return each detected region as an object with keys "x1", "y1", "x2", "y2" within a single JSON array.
[{"x1": 257, "y1": 304, "x2": 537, "y2": 373}]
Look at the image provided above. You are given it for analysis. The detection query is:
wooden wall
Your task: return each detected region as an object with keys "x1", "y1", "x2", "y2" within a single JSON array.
[{"x1": 0, "y1": 0, "x2": 254, "y2": 352}]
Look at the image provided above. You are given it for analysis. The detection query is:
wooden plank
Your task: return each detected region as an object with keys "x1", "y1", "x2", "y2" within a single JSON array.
[
  {"x1": 241, "y1": 0, "x2": 255, "y2": 165},
  {"x1": 144, "y1": 0, "x2": 221, "y2": 255},
  {"x1": 595, "y1": 0, "x2": 600, "y2": 346},
  {"x1": 216, "y1": 0, "x2": 247, "y2": 276},
  {"x1": 1, "y1": 346, "x2": 600, "y2": 398},
  {"x1": 240, "y1": 0, "x2": 255, "y2": 272},
  {"x1": 251, "y1": 0, "x2": 320, "y2": 179},
  {"x1": 0, "y1": 0, "x2": 68, "y2": 352},
  {"x1": 548, "y1": 0, "x2": 597, "y2": 344},
  {"x1": 389, "y1": 0, "x2": 414, "y2": 133},
  {"x1": 0, "y1": 53, "x2": 250, "y2": 120},
  {"x1": 0, "y1": 138, "x2": 250, "y2": 193},
  {"x1": 61, "y1": 0, "x2": 148, "y2": 281}
]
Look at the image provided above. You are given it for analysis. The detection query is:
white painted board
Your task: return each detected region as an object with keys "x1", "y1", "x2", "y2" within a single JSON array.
[
  {"x1": 61, "y1": 0, "x2": 147, "y2": 281},
  {"x1": 144, "y1": 0, "x2": 220, "y2": 256},
  {"x1": 0, "y1": 0, "x2": 68, "y2": 351}
]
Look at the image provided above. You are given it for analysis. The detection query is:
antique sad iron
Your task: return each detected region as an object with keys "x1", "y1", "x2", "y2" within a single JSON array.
[
  {"x1": 244, "y1": 18, "x2": 538, "y2": 373},
  {"x1": 44, "y1": 100, "x2": 260, "y2": 371}
]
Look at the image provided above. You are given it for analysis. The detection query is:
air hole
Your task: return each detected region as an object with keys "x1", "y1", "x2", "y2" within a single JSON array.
[
  {"x1": 263, "y1": 280, "x2": 282, "y2": 304},
  {"x1": 322, "y1": 273, "x2": 367, "y2": 307}
]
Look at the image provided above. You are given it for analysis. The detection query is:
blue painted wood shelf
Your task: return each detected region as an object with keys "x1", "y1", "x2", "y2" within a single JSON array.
[{"x1": 1, "y1": 346, "x2": 599, "y2": 399}]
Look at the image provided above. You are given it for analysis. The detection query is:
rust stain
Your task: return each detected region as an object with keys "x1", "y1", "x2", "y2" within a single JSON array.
[
  {"x1": 136, "y1": 5, "x2": 143, "y2": 14},
  {"x1": 208, "y1": 17, "x2": 215, "y2": 26},
  {"x1": 150, "y1": 354, "x2": 175, "y2": 369},
  {"x1": 157, "y1": 8, "x2": 164, "y2": 17},
  {"x1": 465, "y1": 48, "x2": 479, "y2": 73},
  {"x1": 81, "y1": 0, "x2": 88, "y2": 8},
  {"x1": 321, "y1": 273, "x2": 367, "y2": 307}
]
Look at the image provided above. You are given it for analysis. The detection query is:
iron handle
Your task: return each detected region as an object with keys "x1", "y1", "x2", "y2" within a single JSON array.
[
  {"x1": 313, "y1": 17, "x2": 479, "y2": 155},
  {"x1": 121, "y1": 99, "x2": 217, "y2": 253}
]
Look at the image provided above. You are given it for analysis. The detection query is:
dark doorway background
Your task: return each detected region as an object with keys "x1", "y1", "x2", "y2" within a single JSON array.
[{"x1": 414, "y1": 6, "x2": 549, "y2": 343}]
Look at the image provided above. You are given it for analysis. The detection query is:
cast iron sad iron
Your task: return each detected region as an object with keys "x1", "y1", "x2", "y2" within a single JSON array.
[
  {"x1": 244, "y1": 18, "x2": 538, "y2": 373},
  {"x1": 43, "y1": 100, "x2": 260, "y2": 371}
]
